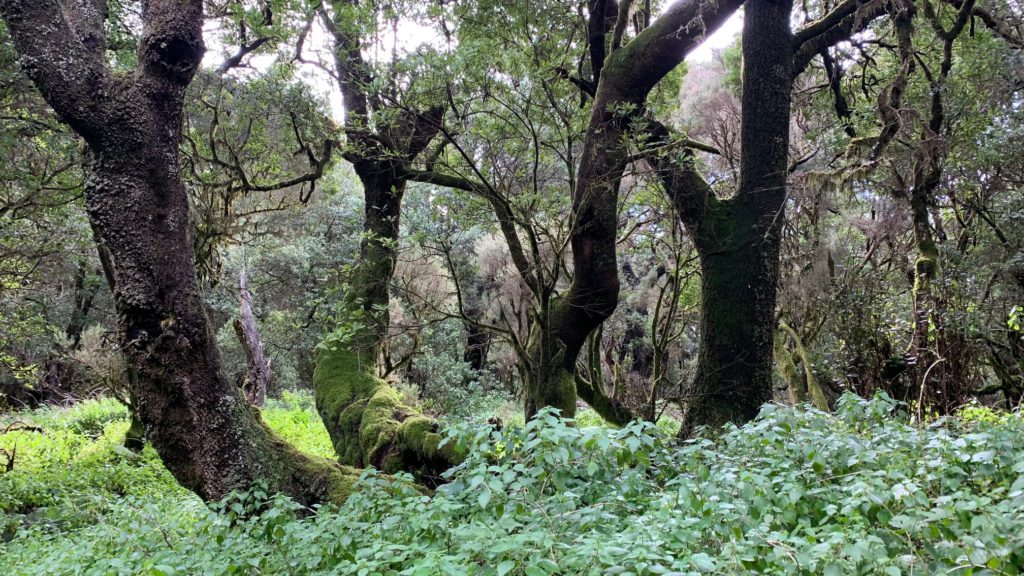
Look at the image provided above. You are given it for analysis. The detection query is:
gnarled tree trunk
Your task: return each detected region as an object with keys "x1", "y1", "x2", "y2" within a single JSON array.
[
  {"x1": 311, "y1": 1, "x2": 457, "y2": 482},
  {"x1": 1, "y1": 0, "x2": 359, "y2": 504},
  {"x1": 524, "y1": 0, "x2": 743, "y2": 421},
  {"x1": 314, "y1": 164, "x2": 456, "y2": 486}
]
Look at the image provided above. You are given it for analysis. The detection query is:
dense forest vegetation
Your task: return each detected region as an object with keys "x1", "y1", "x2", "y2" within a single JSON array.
[{"x1": 1, "y1": 0, "x2": 1023, "y2": 573}]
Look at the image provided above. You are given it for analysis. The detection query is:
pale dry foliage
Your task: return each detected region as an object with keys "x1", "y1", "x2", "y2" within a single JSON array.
[{"x1": 70, "y1": 325, "x2": 129, "y2": 400}]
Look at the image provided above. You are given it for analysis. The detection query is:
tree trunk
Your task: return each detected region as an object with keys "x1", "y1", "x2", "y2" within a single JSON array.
[
  {"x1": 84, "y1": 100, "x2": 356, "y2": 506},
  {"x1": 524, "y1": 0, "x2": 742, "y2": 421},
  {"x1": 907, "y1": 183, "x2": 942, "y2": 405},
  {"x1": 65, "y1": 257, "x2": 101, "y2": 350},
  {"x1": 313, "y1": 1, "x2": 456, "y2": 481},
  {"x1": 234, "y1": 269, "x2": 270, "y2": 407},
  {"x1": 314, "y1": 166, "x2": 456, "y2": 486},
  {"x1": 524, "y1": 304, "x2": 582, "y2": 420},
  {"x1": 123, "y1": 410, "x2": 146, "y2": 452},
  {"x1": 901, "y1": 0, "x2": 975, "y2": 414},
  {"x1": 1, "y1": 0, "x2": 360, "y2": 504},
  {"x1": 683, "y1": 220, "x2": 782, "y2": 433},
  {"x1": 776, "y1": 321, "x2": 830, "y2": 410},
  {"x1": 671, "y1": 0, "x2": 794, "y2": 436},
  {"x1": 463, "y1": 320, "x2": 490, "y2": 374}
]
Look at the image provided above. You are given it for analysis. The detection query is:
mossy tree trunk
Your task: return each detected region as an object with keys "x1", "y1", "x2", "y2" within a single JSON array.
[
  {"x1": 123, "y1": 405, "x2": 146, "y2": 453},
  {"x1": 907, "y1": 177, "x2": 943, "y2": 406},
  {"x1": 0, "y1": 0, "x2": 361, "y2": 505},
  {"x1": 657, "y1": 0, "x2": 793, "y2": 436},
  {"x1": 910, "y1": 0, "x2": 977, "y2": 414},
  {"x1": 874, "y1": 0, "x2": 977, "y2": 413},
  {"x1": 313, "y1": 1, "x2": 455, "y2": 484},
  {"x1": 649, "y1": 0, "x2": 886, "y2": 435},
  {"x1": 313, "y1": 165, "x2": 456, "y2": 486},
  {"x1": 775, "y1": 321, "x2": 831, "y2": 411},
  {"x1": 524, "y1": 303, "x2": 581, "y2": 420}
]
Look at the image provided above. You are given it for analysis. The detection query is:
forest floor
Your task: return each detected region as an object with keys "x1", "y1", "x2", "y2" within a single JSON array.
[{"x1": 1, "y1": 393, "x2": 1023, "y2": 575}]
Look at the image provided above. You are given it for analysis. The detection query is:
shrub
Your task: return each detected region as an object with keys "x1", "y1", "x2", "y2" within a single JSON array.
[{"x1": 2, "y1": 394, "x2": 1023, "y2": 575}]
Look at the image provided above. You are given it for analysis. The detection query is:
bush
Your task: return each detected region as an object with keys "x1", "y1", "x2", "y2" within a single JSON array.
[
  {"x1": 69, "y1": 325, "x2": 128, "y2": 400},
  {"x1": 262, "y1": 391, "x2": 336, "y2": 460},
  {"x1": 0, "y1": 406, "x2": 190, "y2": 539},
  {"x1": 957, "y1": 399, "x2": 1021, "y2": 427},
  {"x1": 2, "y1": 394, "x2": 1023, "y2": 575}
]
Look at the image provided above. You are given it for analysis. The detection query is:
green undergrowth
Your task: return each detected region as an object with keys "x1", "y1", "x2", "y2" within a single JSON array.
[
  {"x1": 261, "y1": 391, "x2": 337, "y2": 460},
  {"x1": 2, "y1": 394, "x2": 1023, "y2": 575}
]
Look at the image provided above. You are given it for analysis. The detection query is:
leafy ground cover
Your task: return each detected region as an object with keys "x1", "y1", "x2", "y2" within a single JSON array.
[{"x1": 1, "y1": 394, "x2": 1022, "y2": 575}]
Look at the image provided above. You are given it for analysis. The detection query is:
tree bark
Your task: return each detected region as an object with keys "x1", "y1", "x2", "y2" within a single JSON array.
[
  {"x1": 681, "y1": 201, "x2": 784, "y2": 433},
  {"x1": 314, "y1": 165, "x2": 458, "y2": 486},
  {"x1": 679, "y1": 0, "x2": 793, "y2": 435},
  {"x1": 1, "y1": 0, "x2": 359, "y2": 504}
]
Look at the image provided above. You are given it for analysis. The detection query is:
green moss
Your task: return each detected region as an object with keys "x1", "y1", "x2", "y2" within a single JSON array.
[
  {"x1": 123, "y1": 414, "x2": 145, "y2": 452},
  {"x1": 313, "y1": 345, "x2": 457, "y2": 484},
  {"x1": 258, "y1": 418, "x2": 361, "y2": 506},
  {"x1": 555, "y1": 369, "x2": 576, "y2": 418},
  {"x1": 775, "y1": 331, "x2": 807, "y2": 405},
  {"x1": 361, "y1": 386, "x2": 403, "y2": 459},
  {"x1": 395, "y1": 415, "x2": 455, "y2": 472},
  {"x1": 261, "y1": 393, "x2": 336, "y2": 460}
]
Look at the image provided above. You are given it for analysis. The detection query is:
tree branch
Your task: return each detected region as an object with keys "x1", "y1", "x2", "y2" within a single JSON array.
[
  {"x1": 0, "y1": 0, "x2": 111, "y2": 139},
  {"x1": 604, "y1": 0, "x2": 743, "y2": 101},
  {"x1": 65, "y1": 0, "x2": 109, "y2": 57},
  {"x1": 319, "y1": 2, "x2": 371, "y2": 139},
  {"x1": 792, "y1": 0, "x2": 889, "y2": 76},
  {"x1": 218, "y1": 36, "x2": 274, "y2": 74},
  {"x1": 402, "y1": 167, "x2": 541, "y2": 296}
]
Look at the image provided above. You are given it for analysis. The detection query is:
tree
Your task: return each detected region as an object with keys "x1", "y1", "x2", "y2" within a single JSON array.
[
  {"x1": 528, "y1": 0, "x2": 744, "y2": 421},
  {"x1": 806, "y1": 0, "x2": 1024, "y2": 411},
  {"x1": 403, "y1": 0, "x2": 744, "y2": 422},
  {"x1": 0, "y1": 19, "x2": 93, "y2": 408},
  {"x1": 310, "y1": 0, "x2": 457, "y2": 482},
  {"x1": 0, "y1": 0, "x2": 359, "y2": 504},
  {"x1": 636, "y1": 0, "x2": 893, "y2": 434}
]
